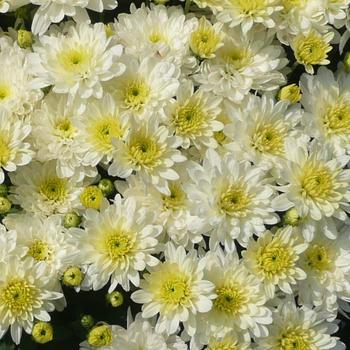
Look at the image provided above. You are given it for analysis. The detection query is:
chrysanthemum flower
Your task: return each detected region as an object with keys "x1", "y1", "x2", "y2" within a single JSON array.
[
  {"x1": 70, "y1": 194, "x2": 162, "y2": 292},
  {"x1": 9, "y1": 161, "x2": 85, "y2": 215},
  {"x1": 109, "y1": 118, "x2": 186, "y2": 195},
  {"x1": 80, "y1": 324, "x2": 121, "y2": 350},
  {"x1": 131, "y1": 243, "x2": 215, "y2": 336},
  {"x1": 30, "y1": 22, "x2": 125, "y2": 101},
  {"x1": 0, "y1": 257, "x2": 62, "y2": 345},
  {"x1": 0, "y1": 109, "x2": 33, "y2": 184},
  {"x1": 185, "y1": 149, "x2": 279, "y2": 250},
  {"x1": 257, "y1": 299, "x2": 345, "y2": 350},
  {"x1": 243, "y1": 226, "x2": 307, "y2": 299},
  {"x1": 272, "y1": 140, "x2": 350, "y2": 221},
  {"x1": 30, "y1": 0, "x2": 118, "y2": 35}
]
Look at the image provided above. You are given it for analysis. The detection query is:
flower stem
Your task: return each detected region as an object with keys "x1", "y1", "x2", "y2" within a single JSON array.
[{"x1": 185, "y1": 0, "x2": 191, "y2": 14}]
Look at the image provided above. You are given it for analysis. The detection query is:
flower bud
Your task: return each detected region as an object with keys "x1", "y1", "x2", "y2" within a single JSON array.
[
  {"x1": 62, "y1": 266, "x2": 84, "y2": 287},
  {"x1": 277, "y1": 84, "x2": 302, "y2": 104},
  {"x1": 98, "y1": 179, "x2": 115, "y2": 196},
  {"x1": 17, "y1": 29, "x2": 33, "y2": 49},
  {"x1": 0, "y1": 196, "x2": 11, "y2": 215},
  {"x1": 64, "y1": 212, "x2": 82, "y2": 228},
  {"x1": 87, "y1": 324, "x2": 112, "y2": 348},
  {"x1": 283, "y1": 207, "x2": 303, "y2": 226},
  {"x1": 80, "y1": 186, "x2": 104, "y2": 210},
  {"x1": 32, "y1": 322, "x2": 53, "y2": 344},
  {"x1": 106, "y1": 291, "x2": 124, "y2": 307},
  {"x1": 81, "y1": 314, "x2": 95, "y2": 330}
]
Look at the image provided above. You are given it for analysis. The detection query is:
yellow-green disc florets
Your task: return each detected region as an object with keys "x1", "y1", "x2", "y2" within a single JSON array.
[
  {"x1": 80, "y1": 186, "x2": 104, "y2": 210},
  {"x1": 62, "y1": 266, "x2": 84, "y2": 287},
  {"x1": 106, "y1": 291, "x2": 124, "y2": 307},
  {"x1": 0, "y1": 196, "x2": 11, "y2": 214},
  {"x1": 87, "y1": 324, "x2": 113, "y2": 348},
  {"x1": 32, "y1": 322, "x2": 54, "y2": 344},
  {"x1": 277, "y1": 84, "x2": 302, "y2": 104}
]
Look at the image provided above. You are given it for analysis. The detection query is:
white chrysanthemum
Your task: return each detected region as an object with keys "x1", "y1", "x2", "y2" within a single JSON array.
[
  {"x1": 109, "y1": 118, "x2": 186, "y2": 195},
  {"x1": 0, "y1": 40, "x2": 43, "y2": 117},
  {"x1": 131, "y1": 243, "x2": 215, "y2": 336},
  {"x1": 31, "y1": 0, "x2": 118, "y2": 35},
  {"x1": 106, "y1": 55, "x2": 179, "y2": 119},
  {"x1": 0, "y1": 109, "x2": 33, "y2": 184},
  {"x1": 3, "y1": 214, "x2": 74, "y2": 289},
  {"x1": 9, "y1": 161, "x2": 84, "y2": 215},
  {"x1": 78, "y1": 93, "x2": 129, "y2": 168},
  {"x1": 194, "y1": 27, "x2": 287, "y2": 103},
  {"x1": 185, "y1": 149, "x2": 279, "y2": 250},
  {"x1": 115, "y1": 4, "x2": 197, "y2": 68},
  {"x1": 0, "y1": 224, "x2": 20, "y2": 263},
  {"x1": 243, "y1": 226, "x2": 307, "y2": 299},
  {"x1": 257, "y1": 300, "x2": 345, "y2": 350},
  {"x1": 0, "y1": 257, "x2": 62, "y2": 345},
  {"x1": 272, "y1": 140, "x2": 350, "y2": 221},
  {"x1": 31, "y1": 92, "x2": 96, "y2": 180},
  {"x1": 70, "y1": 194, "x2": 162, "y2": 292},
  {"x1": 324, "y1": 0, "x2": 350, "y2": 27},
  {"x1": 164, "y1": 80, "x2": 223, "y2": 150},
  {"x1": 300, "y1": 67, "x2": 350, "y2": 156},
  {"x1": 224, "y1": 94, "x2": 304, "y2": 169},
  {"x1": 116, "y1": 170, "x2": 206, "y2": 248},
  {"x1": 291, "y1": 29, "x2": 333, "y2": 74},
  {"x1": 276, "y1": 0, "x2": 326, "y2": 43},
  {"x1": 216, "y1": 0, "x2": 282, "y2": 33},
  {"x1": 115, "y1": 313, "x2": 187, "y2": 350},
  {"x1": 80, "y1": 324, "x2": 122, "y2": 350},
  {"x1": 195, "y1": 248, "x2": 272, "y2": 341},
  {"x1": 30, "y1": 22, "x2": 125, "y2": 101},
  {"x1": 298, "y1": 230, "x2": 350, "y2": 318}
]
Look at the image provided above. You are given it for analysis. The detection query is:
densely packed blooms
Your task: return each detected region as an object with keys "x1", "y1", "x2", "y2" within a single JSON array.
[{"x1": 0, "y1": 0, "x2": 350, "y2": 349}]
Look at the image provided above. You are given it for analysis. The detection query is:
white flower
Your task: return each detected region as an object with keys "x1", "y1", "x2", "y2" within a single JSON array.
[
  {"x1": 216, "y1": 0, "x2": 282, "y2": 33},
  {"x1": 0, "y1": 40, "x2": 43, "y2": 117},
  {"x1": 300, "y1": 67, "x2": 350, "y2": 155},
  {"x1": 194, "y1": 27, "x2": 287, "y2": 103},
  {"x1": 9, "y1": 161, "x2": 85, "y2": 216},
  {"x1": 106, "y1": 55, "x2": 179, "y2": 119},
  {"x1": 0, "y1": 0, "x2": 29, "y2": 14},
  {"x1": 31, "y1": 0, "x2": 118, "y2": 35},
  {"x1": 257, "y1": 299, "x2": 345, "y2": 350},
  {"x1": 29, "y1": 22, "x2": 125, "y2": 101},
  {"x1": 0, "y1": 257, "x2": 62, "y2": 345},
  {"x1": 224, "y1": 94, "x2": 304, "y2": 169},
  {"x1": 131, "y1": 243, "x2": 215, "y2": 336},
  {"x1": 272, "y1": 140, "x2": 350, "y2": 221},
  {"x1": 298, "y1": 230, "x2": 350, "y2": 318},
  {"x1": 164, "y1": 80, "x2": 223, "y2": 150},
  {"x1": 78, "y1": 93, "x2": 129, "y2": 168},
  {"x1": 324, "y1": 0, "x2": 350, "y2": 27},
  {"x1": 0, "y1": 109, "x2": 33, "y2": 184},
  {"x1": 109, "y1": 118, "x2": 186, "y2": 195},
  {"x1": 70, "y1": 194, "x2": 162, "y2": 292},
  {"x1": 185, "y1": 149, "x2": 279, "y2": 250},
  {"x1": 243, "y1": 226, "x2": 307, "y2": 299},
  {"x1": 31, "y1": 92, "x2": 96, "y2": 180},
  {"x1": 115, "y1": 4, "x2": 197, "y2": 69},
  {"x1": 195, "y1": 248, "x2": 272, "y2": 341}
]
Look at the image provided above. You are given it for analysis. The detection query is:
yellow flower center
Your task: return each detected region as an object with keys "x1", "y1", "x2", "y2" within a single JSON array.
[
  {"x1": 219, "y1": 184, "x2": 251, "y2": 217},
  {"x1": 162, "y1": 182, "x2": 186, "y2": 210},
  {"x1": 38, "y1": 177, "x2": 67, "y2": 202},
  {"x1": 160, "y1": 273, "x2": 192, "y2": 305},
  {"x1": 0, "y1": 83, "x2": 11, "y2": 101},
  {"x1": 300, "y1": 162, "x2": 334, "y2": 201},
  {"x1": 87, "y1": 325, "x2": 113, "y2": 348},
  {"x1": 229, "y1": 0, "x2": 267, "y2": 14},
  {"x1": 0, "y1": 278, "x2": 38, "y2": 317},
  {"x1": 294, "y1": 33, "x2": 331, "y2": 66},
  {"x1": 28, "y1": 240, "x2": 53, "y2": 261},
  {"x1": 173, "y1": 100, "x2": 206, "y2": 137},
  {"x1": 88, "y1": 116, "x2": 123, "y2": 154},
  {"x1": 104, "y1": 230, "x2": 135, "y2": 261},
  {"x1": 0, "y1": 134, "x2": 10, "y2": 167},
  {"x1": 128, "y1": 135, "x2": 163, "y2": 169},
  {"x1": 208, "y1": 337, "x2": 239, "y2": 350},
  {"x1": 214, "y1": 283, "x2": 246, "y2": 315},
  {"x1": 305, "y1": 244, "x2": 332, "y2": 272},
  {"x1": 190, "y1": 19, "x2": 221, "y2": 58},
  {"x1": 278, "y1": 84, "x2": 302, "y2": 104},
  {"x1": 123, "y1": 79, "x2": 150, "y2": 112},
  {"x1": 55, "y1": 118, "x2": 76, "y2": 140},
  {"x1": 220, "y1": 46, "x2": 252, "y2": 70},
  {"x1": 80, "y1": 186, "x2": 104, "y2": 210},
  {"x1": 58, "y1": 47, "x2": 91, "y2": 74},
  {"x1": 257, "y1": 241, "x2": 293, "y2": 278},
  {"x1": 323, "y1": 102, "x2": 350, "y2": 136},
  {"x1": 251, "y1": 123, "x2": 285, "y2": 156},
  {"x1": 282, "y1": 0, "x2": 306, "y2": 11},
  {"x1": 149, "y1": 31, "x2": 167, "y2": 44},
  {"x1": 279, "y1": 327, "x2": 312, "y2": 350}
]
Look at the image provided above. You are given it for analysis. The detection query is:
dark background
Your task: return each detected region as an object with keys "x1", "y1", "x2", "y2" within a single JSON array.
[{"x1": 0, "y1": 2, "x2": 350, "y2": 349}]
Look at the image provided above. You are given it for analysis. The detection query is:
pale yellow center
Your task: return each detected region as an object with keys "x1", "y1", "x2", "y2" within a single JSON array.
[
  {"x1": 229, "y1": 0, "x2": 267, "y2": 14},
  {"x1": 162, "y1": 182, "x2": 186, "y2": 210},
  {"x1": 38, "y1": 177, "x2": 67, "y2": 202},
  {"x1": 251, "y1": 123, "x2": 285, "y2": 156},
  {"x1": 279, "y1": 327, "x2": 312, "y2": 350},
  {"x1": 160, "y1": 274, "x2": 192, "y2": 305},
  {"x1": 305, "y1": 244, "x2": 332, "y2": 272},
  {"x1": 323, "y1": 101, "x2": 350, "y2": 136},
  {"x1": 124, "y1": 80, "x2": 150, "y2": 112},
  {"x1": 0, "y1": 134, "x2": 10, "y2": 167},
  {"x1": 220, "y1": 46, "x2": 252, "y2": 70},
  {"x1": 0, "y1": 83, "x2": 11, "y2": 101},
  {"x1": 214, "y1": 283, "x2": 246, "y2": 315},
  {"x1": 58, "y1": 47, "x2": 91, "y2": 74},
  {"x1": 55, "y1": 118, "x2": 76, "y2": 140},
  {"x1": 28, "y1": 240, "x2": 53, "y2": 261},
  {"x1": 219, "y1": 183, "x2": 251, "y2": 217},
  {"x1": 104, "y1": 230, "x2": 135, "y2": 261}
]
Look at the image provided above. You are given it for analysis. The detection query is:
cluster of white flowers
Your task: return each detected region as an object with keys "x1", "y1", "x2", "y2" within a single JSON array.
[{"x1": 0, "y1": 0, "x2": 350, "y2": 349}]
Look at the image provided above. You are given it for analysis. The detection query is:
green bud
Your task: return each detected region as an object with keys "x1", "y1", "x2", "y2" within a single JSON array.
[
  {"x1": 32, "y1": 322, "x2": 53, "y2": 344},
  {"x1": 17, "y1": 29, "x2": 33, "y2": 49},
  {"x1": 0, "y1": 196, "x2": 11, "y2": 215},
  {"x1": 81, "y1": 314, "x2": 95, "y2": 330},
  {"x1": 98, "y1": 179, "x2": 115, "y2": 197},
  {"x1": 106, "y1": 291, "x2": 124, "y2": 308},
  {"x1": 62, "y1": 266, "x2": 84, "y2": 287},
  {"x1": 283, "y1": 207, "x2": 303, "y2": 226},
  {"x1": 87, "y1": 324, "x2": 112, "y2": 347},
  {"x1": 63, "y1": 212, "x2": 81, "y2": 228}
]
